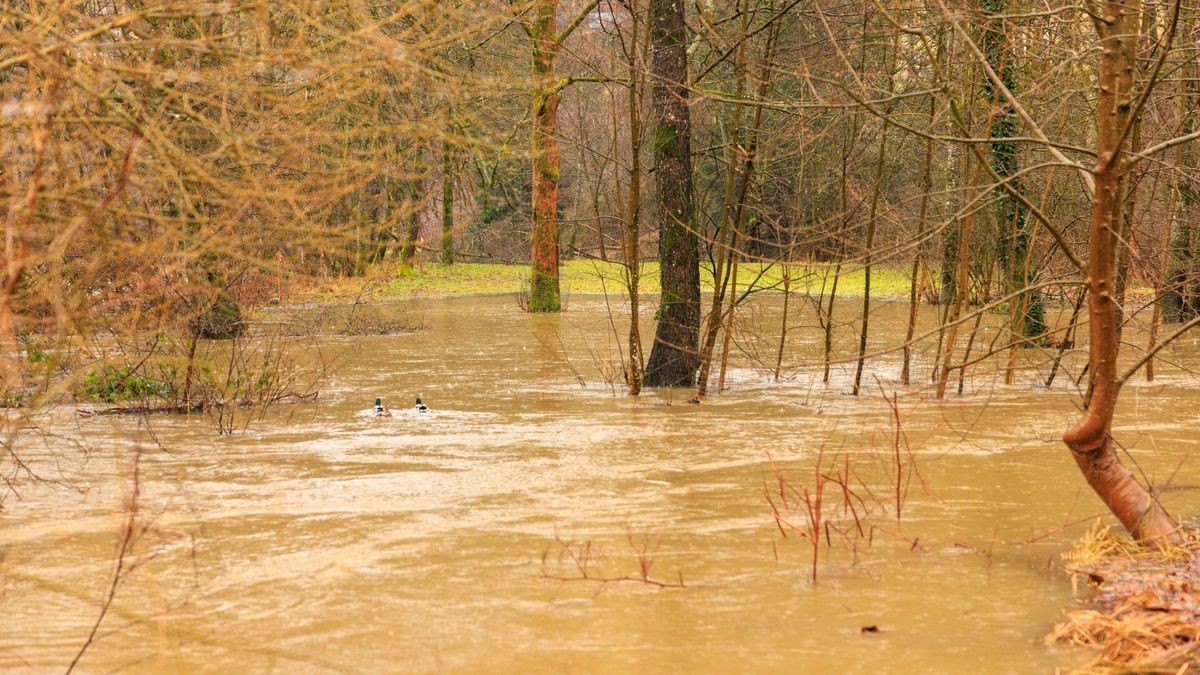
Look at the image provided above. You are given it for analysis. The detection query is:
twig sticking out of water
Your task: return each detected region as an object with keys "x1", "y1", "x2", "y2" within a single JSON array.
[
  {"x1": 67, "y1": 447, "x2": 145, "y2": 673},
  {"x1": 765, "y1": 448, "x2": 871, "y2": 583},
  {"x1": 876, "y1": 380, "x2": 930, "y2": 522},
  {"x1": 766, "y1": 390, "x2": 932, "y2": 583},
  {"x1": 540, "y1": 530, "x2": 685, "y2": 592}
]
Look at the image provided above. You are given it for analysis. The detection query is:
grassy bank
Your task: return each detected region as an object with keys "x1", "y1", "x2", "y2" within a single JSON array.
[{"x1": 293, "y1": 260, "x2": 915, "y2": 305}]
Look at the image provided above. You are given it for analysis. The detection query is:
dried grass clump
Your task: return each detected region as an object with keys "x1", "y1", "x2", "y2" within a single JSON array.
[{"x1": 1048, "y1": 523, "x2": 1200, "y2": 672}]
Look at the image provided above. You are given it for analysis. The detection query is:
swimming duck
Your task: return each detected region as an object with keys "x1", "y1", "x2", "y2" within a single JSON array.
[
  {"x1": 373, "y1": 397, "x2": 392, "y2": 417},
  {"x1": 414, "y1": 396, "x2": 429, "y2": 412}
]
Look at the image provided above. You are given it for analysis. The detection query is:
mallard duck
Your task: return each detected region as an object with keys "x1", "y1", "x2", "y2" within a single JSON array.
[
  {"x1": 373, "y1": 397, "x2": 392, "y2": 417},
  {"x1": 414, "y1": 396, "x2": 429, "y2": 412}
]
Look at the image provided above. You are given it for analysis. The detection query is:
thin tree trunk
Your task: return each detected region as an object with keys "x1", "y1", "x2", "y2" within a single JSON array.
[
  {"x1": 624, "y1": 0, "x2": 645, "y2": 396},
  {"x1": 1046, "y1": 287, "x2": 1085, "y2": 388},
  {"x1": 697, "y1": 3, "x2": 751, "y2": 398},
  {"x1": 1064, "y1": 0, "x2": 1178, "y2": 545},
  {"x1": 853, "y1": 30, "x2": 897, "y2": 396},
  {"x1": 700, "y1": 0, "x2": 780, "y2": 398},
  {"x1": 902, "y1": 96, "x2": 936, "y2": 386},
  {"x1": 716, "y1": 249, "x2": 738, "y2": 392},
  {"x1": 774, "y1": 261, "x2": 791, "y2": 382},
  {"x1": 937, "y1": 159, "x2": 983, "y2": 400},
  {"x1": 957, "y1": 312, "x2": 983, "y2": 395},
  {"x1": 441, "y1": 135, "x2": 456, "y2": 265},
  {"x1": 401, "y1": 150, "x2": 423, "y2": 265},
  {"x1": 822, "y1": 264, "x2": 841, "y2": 384}
]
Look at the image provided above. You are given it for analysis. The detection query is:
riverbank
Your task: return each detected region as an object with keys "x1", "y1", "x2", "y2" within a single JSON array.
[
  {"x1": 1048, "y1": 524, "x2": 1200, "y2": 669},
  {"x1": 289, "y1": 260, "x2": 916, "y2": 305}
]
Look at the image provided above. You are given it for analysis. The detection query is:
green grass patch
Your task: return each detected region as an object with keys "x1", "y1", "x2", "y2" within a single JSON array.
[{"x1": 295, "y1": 260, "x2": 913, "y2": 305}]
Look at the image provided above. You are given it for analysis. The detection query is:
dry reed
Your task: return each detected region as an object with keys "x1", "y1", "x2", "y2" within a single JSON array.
[{"x1": 1048, "y1": 523, "x2": 1200, "y2": 672}]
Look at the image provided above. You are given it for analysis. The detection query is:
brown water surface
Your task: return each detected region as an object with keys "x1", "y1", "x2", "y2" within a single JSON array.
[{"x1": 3, "y1": 294, "x2": 1200, "y2": 673}]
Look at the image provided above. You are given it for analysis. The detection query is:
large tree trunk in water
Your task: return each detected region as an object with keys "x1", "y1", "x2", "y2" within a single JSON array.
[
  {"x1": 1065, "y1": 0, "x2": 1178, "y2": 545},
  {"x1": 644, "y1": 0, "x2": 700, "y2": 387},
  {"x1": 528, "y1": 0, "x2": 562, "y2": 313}
]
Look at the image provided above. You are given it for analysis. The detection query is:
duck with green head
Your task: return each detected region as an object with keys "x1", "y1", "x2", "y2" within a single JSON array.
[
  {"x1": 373, "y1": 397, "x2": 392, "y2": 417},
  {"x1": 414, "y1": 396, "x2": 429, "y2": 412}
]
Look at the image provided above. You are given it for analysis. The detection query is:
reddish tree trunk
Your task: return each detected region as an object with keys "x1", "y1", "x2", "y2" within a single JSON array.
[{"x1": 1064, "y1": 0, "x2": 1178, "y2": 545}]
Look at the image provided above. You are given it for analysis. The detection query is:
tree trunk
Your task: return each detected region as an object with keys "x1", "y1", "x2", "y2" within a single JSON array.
[
  {"x1": 1064, "y1": 0, "x2": 1178, "y2": 545},
  {"x1": 528, "y1": 0, "x2": 562, "y2": 313},
  {"x1": 624, "y1": 0, "x2": 645, "y2": 396},
  {"x1": 852, "y1": 29, "x2": 896, "y2": 397},
  {"x1": 937, "y1": 158, "x2": 982, "y2": 400},
  {"x1": 902, "y1": 96, "x2": 936, "y2": 386},
  {"x1": 441, "y1": 135, "x2": 456, "y2": 265},
  {"x1": 644, "y1": 0, "x2": 700, "y2": 387},
  {"x1": 981, "y1": 0, "x2": 1045, "y2": 342},
  {"x1": 1164, "y1": 15, "x2": 1200, "y2": 324},
  {"x1": 401, "y1": 150, "x2": 423, "y2": 265},
  {"x1": 696, "y1": 4, "x2": 750, "y2": 399}
]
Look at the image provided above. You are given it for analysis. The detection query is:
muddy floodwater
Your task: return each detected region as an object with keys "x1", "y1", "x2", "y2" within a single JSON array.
[{"x1": 3, "y1": 294, "x2": 1200, "y2": 673}]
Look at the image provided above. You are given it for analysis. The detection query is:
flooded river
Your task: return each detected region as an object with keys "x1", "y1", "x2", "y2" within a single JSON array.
[{"x1": 3, "y1": 294, "x2": 1200, "y2": 672}]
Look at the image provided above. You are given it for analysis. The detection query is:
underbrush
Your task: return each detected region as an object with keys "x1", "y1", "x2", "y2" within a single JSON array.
[
  {"x1": 82, "y1": 365, "x2": 176, "y2": 402},
  {"x1": 73, "y1": 328, "x2": 326, "y2": 434}
]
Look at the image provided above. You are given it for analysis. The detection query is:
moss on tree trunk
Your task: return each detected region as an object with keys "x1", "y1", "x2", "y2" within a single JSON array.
[{"x1": 643, "y1": 0, "x2": 699, "y2": 387}]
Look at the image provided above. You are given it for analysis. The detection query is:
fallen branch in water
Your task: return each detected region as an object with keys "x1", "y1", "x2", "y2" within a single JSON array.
[{"x1": 80, "y1": 391, "x2": 319, "y2": 417}]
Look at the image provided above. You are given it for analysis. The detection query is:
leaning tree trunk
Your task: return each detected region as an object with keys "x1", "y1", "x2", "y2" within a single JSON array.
[
  {"x1": 527, "y1": 0, "x2": 562, "y2": 312},
  {"x1": 644, "y1": 0, "x2": 700, "y2": 387},
  {"x1": 1064, "y1": 0, "x2": 1178, "y2": 545}
]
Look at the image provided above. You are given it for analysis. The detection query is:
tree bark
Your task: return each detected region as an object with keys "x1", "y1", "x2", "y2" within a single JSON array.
[
  {"x1": 401, "y1": 150, "x2": 423, "y2": 265},
  {"x1": 644, "y1": 0, "x2": 700, "y2": 387},
  {"x1": 902, "y1": 95, "x2": 936, "y2": 386},
  {"x1": 1064, "y1": 0, "x2": 1178, "y2": 545},
  {"x1": 853, "y1": 29, "x2": 897, "y2": 397},
  {"x1": 624, "y1": 0, "x2": 645, "y2": 396},
  {"x1": 441, "y1": 135, "x2": 455, "y2": 265},
  {"x1": 528, "y1": 0, "x2": 562, "y2": 312},
  {"x1": 1163, "y1": 13, "x2": 1200, "y2": 323},
  {"x1": 981, "y1": 0, "x2": 1045, "y2": 341}
]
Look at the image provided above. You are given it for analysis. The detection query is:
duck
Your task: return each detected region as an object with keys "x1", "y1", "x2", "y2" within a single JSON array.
[
  {"x1": 414, "y1": 396, "x2": 429, "y2": 412},
  {"x1": 373, "y1": 397, "x2": 392, "y2": 418}
]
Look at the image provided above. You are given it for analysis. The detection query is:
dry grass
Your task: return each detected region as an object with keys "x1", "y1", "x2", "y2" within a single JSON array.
[{"x1": 1048, "y1": 523, "x2": 1200, "y2": 672}]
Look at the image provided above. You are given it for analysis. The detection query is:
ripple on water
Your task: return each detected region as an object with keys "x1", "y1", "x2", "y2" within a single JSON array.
[{"x1": 6, "y1": 295, "x2": 1200, "y2": 672}]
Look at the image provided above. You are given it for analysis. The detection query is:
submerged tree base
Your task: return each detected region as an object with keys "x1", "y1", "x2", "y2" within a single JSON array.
[{"x1": 1049, "y1": 523, "x2": 1200, "y2": 670}]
